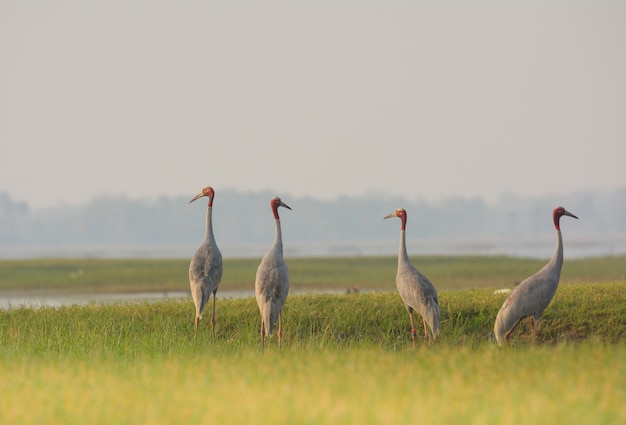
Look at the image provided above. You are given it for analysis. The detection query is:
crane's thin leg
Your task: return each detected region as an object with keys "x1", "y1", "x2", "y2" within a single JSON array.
[
  {"x1": 194, "y1": 315, "x2": 199, "y2": 339},
  {"x1": 260, "y1": 321, "x2": 265, "y2": 353},
  {"x1": 211, "y1": 291, "x2": 217, "y2": 339},
  {"x1": 407, "y1": 309, "x2": 417, "y2": 348},
  {"x1": 422, "y1": 318, "x2": 429, "y2": 343},
  {"x1": 531, "y1": 317, "x2": 541, "y2": 344},
  {"x1": 278, "y1": 311, "x2": 282, "y2": 351}
]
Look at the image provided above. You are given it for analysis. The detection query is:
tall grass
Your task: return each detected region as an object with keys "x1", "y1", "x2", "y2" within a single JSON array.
[{"x1": 2, "y1": 283, "x2": 624, "y2": 359}]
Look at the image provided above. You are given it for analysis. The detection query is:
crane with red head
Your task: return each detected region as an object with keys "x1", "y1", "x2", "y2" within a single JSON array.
[
  {"x1": 494, "y1": 206, "x2": 578, "y2": 346},
  {"x1": 255, "y1": 197, "x2": 292, "y2": 351},
  {"x1": 385, "y1": 208, "x2": 440, "y2": 346},
  {"x1": 189, "y1": 186, "x2": 223, "y2": 339}
]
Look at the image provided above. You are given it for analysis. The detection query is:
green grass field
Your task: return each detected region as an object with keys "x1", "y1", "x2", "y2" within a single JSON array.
[
  {"x1": 0, "y1": 256, "x2": 625, "y2": 424},
  {"x1": 1, "y1": 255, "x2": 624, "y2": 294}
]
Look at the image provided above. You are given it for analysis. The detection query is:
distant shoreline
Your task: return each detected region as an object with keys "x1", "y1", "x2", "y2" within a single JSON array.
[{"x1": 1, "y1": 235, "x2": 624, "y2": 260}]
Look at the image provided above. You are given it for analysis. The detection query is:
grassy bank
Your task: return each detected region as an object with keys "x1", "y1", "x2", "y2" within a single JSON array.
[{"x1": 2, "y1": 283, "x2": 625, "y2": 356}]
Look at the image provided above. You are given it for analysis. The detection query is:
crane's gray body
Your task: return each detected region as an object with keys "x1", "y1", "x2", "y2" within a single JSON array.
[
  {"x1": 395, "y1": 230, "x2": 440, "y2": 339},
  {"x1": 255, "y1": 218, "x2": 289, "y2": 337},
  {"x1": 493, "y1": 205, "x2": 578, "y2": 346},
  {"x1": 494, "y1": 230, "x2": 563, "y2": 346},
  {"x1": 189, "y1": 206, "x2": 223, "y2": 322}
]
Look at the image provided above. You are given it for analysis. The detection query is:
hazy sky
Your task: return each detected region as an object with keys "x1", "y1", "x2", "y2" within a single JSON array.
[{"x1": 2, "y1": 1, "x2": 625, "y2": 208}]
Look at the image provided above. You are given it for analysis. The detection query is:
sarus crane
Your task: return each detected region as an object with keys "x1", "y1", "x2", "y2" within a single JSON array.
[
  {"x1": 494, "y1": 206, "x2": 578, "y2": 346},
  {"x1": 255, "y1": 197, "x2": 291, "y2": 351},
  {"x1": 189, "y1": 186, "x2": 223, "y2": 339},
  {"x1": 385, "y1": 208, "x2": 440, "y2": 346}
]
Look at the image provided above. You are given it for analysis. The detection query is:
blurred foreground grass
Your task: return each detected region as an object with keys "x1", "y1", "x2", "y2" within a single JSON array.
[{"x1": 1, "y1": 343, "x2": 625, "y2": 425}]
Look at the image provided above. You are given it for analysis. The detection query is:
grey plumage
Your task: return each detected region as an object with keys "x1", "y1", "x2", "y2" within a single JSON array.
[
  {"x1": 255, "y1": 197, "x2": 291, "y2": 351},
  {"x1": 189, "y1": 186, "x2": 223, "y2": 339},
  {"x1": 385, "y1": 208, "x2": 440, "y2": 345},
  {"x1": 494, "y1": 206, "x2": 578, "y2": 346}
]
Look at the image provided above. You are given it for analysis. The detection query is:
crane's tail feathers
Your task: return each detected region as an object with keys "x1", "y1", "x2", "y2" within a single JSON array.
[
  {"x1": 494, "y1": 314, "x2": 505, "y2": 347},
  {"x1": 432, "y1": 315, "x2": 441, "y2": 340},
  {"x1": 424, "y1": 307, "x2": 441, "y2": 340},
  {"x1": 260, "y1": 304, "x2": 273, "y2": 337},
  {"x1": 494, "y1": 306, "x2": 519, "y2": 347}
]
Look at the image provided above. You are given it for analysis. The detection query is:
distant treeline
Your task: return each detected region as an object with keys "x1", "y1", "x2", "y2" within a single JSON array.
[{"x1": 1, "y1": 188, "x2": 625, "y2": 251}]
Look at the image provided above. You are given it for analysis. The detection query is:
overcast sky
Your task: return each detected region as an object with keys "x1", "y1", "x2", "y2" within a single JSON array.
[{"x1": 1, "y1": 1, "x2": 625, "y2": 209}]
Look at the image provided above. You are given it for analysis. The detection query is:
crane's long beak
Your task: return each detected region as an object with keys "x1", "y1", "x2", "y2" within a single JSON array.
[
  {"x1": 280, "y1": 201, "x2": 292, "y2": 210},
  {"x1": 189, "y1": 192, "x2": 204, "y2": 203},
  {"x1": 383, "y1": 212, "x2": 397, "y2": 220},
  {"x1": 564, "y1": 209, "x2": 578, "y2": 220}
]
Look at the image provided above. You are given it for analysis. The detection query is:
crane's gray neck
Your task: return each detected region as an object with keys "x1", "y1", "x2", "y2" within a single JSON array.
[
  {"x1": 205, "y1": 206, "x2": 216, "y2": 244},
  {"x1": 398, "y1": 230, "x2": 410, "y2": 266},
  {"x1": 272, "y1": 218, "x2": 283, "y2": 254},
  {"x1": 550, "y1": 228, "x2": 564, "y2": 268}
]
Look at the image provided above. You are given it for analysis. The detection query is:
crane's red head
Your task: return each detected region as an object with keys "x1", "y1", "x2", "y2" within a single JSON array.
[
  {"x1": 553, "y1": 206, "x2": 578, "y2": 230},
  {"x1": 189, "y1": 186, "x2": 215, "y2": 206},
  {"x1": 384, "y1": 208, "x2": 407, "y2": 230},
  {"x1": 271, "y1": 197, "x2": 292, "y2": 219}
]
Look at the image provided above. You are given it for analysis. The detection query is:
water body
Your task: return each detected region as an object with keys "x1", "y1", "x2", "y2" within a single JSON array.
[
  {"x1": 1, "y1": 237, "x2": 623, "y2": 309},
  {"x1": 0, "y1": 290, "x2": 240, "y2": 310},
  {"x1": 0, "y1": 289, "x2": 352, "y2": 310}
]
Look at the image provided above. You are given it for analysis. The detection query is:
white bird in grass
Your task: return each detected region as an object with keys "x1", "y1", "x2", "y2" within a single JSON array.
[
  {"x1": 255, "y1": 197, "x2": 292, "y2": 352},
  {"x1": 384, "y1": 208, "x2": 440, "y2": 346},
  {"x1": 494, "y1": 206, "x2": 578, "y2": 346},
  {"x1": 189, "y1": 186, "x2": 223, "y2": 339}
]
